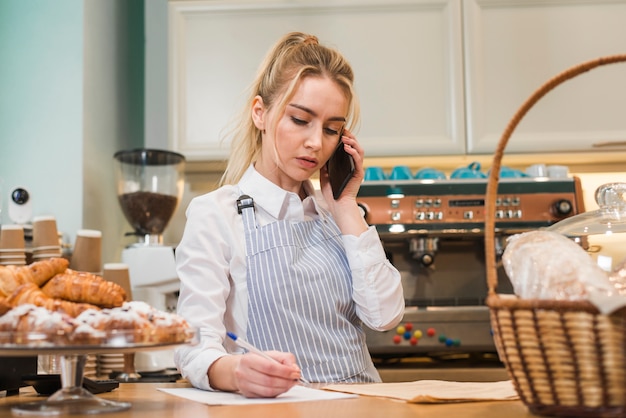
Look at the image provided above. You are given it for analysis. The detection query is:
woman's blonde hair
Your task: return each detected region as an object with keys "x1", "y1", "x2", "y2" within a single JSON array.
[{"x1": 219, "y1": 32, "x2": 360, "y2": 186}]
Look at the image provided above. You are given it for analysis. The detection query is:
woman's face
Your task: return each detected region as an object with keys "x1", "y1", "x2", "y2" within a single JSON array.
[{"x1": 253, "y1": 76, "x2": 349, "y2": 193}]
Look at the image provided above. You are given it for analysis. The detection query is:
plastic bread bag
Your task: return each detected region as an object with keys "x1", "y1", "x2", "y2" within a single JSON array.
[{"x1": 501, "y1": 230, "x2": 615, "y2": 301}]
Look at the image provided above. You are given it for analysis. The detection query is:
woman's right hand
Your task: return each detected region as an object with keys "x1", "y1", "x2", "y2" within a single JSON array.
[{"x1": 209, "y1": 351, "x2": 302, "y2": 398}]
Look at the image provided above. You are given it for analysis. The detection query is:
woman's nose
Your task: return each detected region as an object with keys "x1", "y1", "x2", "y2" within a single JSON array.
[{"x1": 304, "y1": 127, "x2": 323, "y2": 149}]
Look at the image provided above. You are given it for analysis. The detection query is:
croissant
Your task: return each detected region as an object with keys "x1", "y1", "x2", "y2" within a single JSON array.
[
  {"x1": 27, "y1": 258, "x2": 70, "y2": 286},
  {"x1": 0, "y1": 258, "x2": 69, "y2": 298},
  {"x1": 0, "y1": 266, "x2": 31, "y2": 298},
  {"x1": 6, "y1": 282, "x2": 98, "y2": 317},
  {"x1": 0, "y1": 297, "x2": 11, "y2": 316},
  {"x1": 41, "y1": 270, "x2": 126, "y2": 308}
]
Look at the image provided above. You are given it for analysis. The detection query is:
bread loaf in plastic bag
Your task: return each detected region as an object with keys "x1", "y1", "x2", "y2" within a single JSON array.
[{"x1": 502, "y1": 230, "x2": 614, "y2": 300}]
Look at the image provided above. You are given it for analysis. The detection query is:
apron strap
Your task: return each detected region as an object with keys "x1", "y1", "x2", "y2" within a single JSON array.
[
  {"x1": 237, "y1": 194, "x2": 257, "y2": 232},
  {"x1": 237, "y1": 194, "x2": 254, "y2": 214}
]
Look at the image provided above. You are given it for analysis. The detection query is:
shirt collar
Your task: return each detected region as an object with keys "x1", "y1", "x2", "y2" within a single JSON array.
[{"x1": 238, "y1": 164, "x2": 323, "y2": 220}]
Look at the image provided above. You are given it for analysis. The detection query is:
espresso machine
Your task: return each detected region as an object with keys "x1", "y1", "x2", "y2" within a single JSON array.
[
  {"x1": 357, "y1": 173, "x2": 585, "y2": 359},
  {"x1": 113, "y1": 149, "x2": 185, "y2": 371}
]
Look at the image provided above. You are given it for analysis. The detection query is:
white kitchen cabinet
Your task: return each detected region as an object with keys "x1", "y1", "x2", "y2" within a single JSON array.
[
  {"x1": 169, "y1": 0, "x2": 626, "y2": 160},
  {"x1": 169, "y1": 0, "x2": 466, "y2": 160},
  {"x1": 464, "y1": 0, "x2": 626, "y2": 154}
]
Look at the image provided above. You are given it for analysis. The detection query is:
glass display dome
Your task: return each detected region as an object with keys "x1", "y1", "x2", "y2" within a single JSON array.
[{"x1": 548, "y1": 182, "x2": 626, "y2": 272}]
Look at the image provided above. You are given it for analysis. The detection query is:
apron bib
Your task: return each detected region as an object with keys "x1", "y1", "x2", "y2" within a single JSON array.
[{"x1": 238, "y1": 195, "x2": 377, "y2": 383}]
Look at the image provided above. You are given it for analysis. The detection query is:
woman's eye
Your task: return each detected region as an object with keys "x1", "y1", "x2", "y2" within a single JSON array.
[
  {"x1": 324, "y1": 127, "x2": 340, "y2": 136},
  {"x1": 291, "y1": 117, "x2": 308, "y2": 126}
]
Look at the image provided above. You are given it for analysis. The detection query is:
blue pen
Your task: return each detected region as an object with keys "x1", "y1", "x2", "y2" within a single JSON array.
[{"x1": 226, "y1": 332, "x2": 310, "y2": 386}]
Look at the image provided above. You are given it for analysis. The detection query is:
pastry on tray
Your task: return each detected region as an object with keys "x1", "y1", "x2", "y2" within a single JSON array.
[
  {"x1": 0, "y1": 301, "x2": 192, "y2": 346},
  {"x1": 7, "y1": 282, "x2": 98, "y2": 317},
  {"x1": 41, "y1": 270, "x2": 126, "y2": 308},
  {"x1": 0, "y1": 258, "x2": 191, "y2": 347},
  {"x1": 0, "y1": 258, "x2": 69, "y2": 298}
]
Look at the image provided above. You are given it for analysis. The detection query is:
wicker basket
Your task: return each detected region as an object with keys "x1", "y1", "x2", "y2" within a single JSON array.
[{"x1": 485, "y1": 54, "x2": 626, "y2": 418}]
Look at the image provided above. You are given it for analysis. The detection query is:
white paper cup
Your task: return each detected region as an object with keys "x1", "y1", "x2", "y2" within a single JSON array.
[
  {"x1": 547, "y1": 165, "x2": 569, "y2": 179},
  {"x1": 525, "y1": 164, "x2": 548, "y2": 178}
]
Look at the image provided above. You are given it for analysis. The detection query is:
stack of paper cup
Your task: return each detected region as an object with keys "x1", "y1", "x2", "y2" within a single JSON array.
[
  {"x1": 84, "y1": 354, "x2": 98, "y2": 378},
  {"x1": 0, "y1": 224, "x2": 27, "y2": 266},
  {"x1": 97, "y1": 353, "x2": 125, "y2": 377},
  {"x1": 31, "y1": 215, "x2": 63, "y2": 261},
  {"x1": 97, "y1": 263, "x2": 132, "y2": 378},
  {"x1": 37, "y1": 354, "x2": 62, "y2": 374},
  {"x1": 70, "y1": 229, "x2": 102, "y2": 274}
]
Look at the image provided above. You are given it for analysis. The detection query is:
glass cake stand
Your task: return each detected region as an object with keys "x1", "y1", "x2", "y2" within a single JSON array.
[{"x1": 0, "y1": 328, "x2": 198, "y2": 416}]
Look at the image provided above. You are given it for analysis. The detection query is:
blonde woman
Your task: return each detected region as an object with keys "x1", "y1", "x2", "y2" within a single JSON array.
[{"x1": 174, "y1": 32, "x2": 404, "y2": 398}]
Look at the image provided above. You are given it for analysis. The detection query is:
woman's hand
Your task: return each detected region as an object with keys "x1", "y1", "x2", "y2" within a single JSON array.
[
  {"x1": 209, "y1": 351, "x2": 302, "y2": 398},
  {"x1": 320, "y1": 128, "x2": 369, "y2": 236},
  {"x1": 320, "y1": 128, "x2": 364, "y2": 202}
]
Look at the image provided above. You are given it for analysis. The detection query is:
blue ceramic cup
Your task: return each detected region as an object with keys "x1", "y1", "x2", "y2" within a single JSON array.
[
  {"x1": 450, "y1": 162, "x2": 486, "y2": 179},
  {"x1": 389, "y1": 165, "x2": 413, "y2": 180},
  {"x1": 364, "y1": 166, "x2": 387, "y2": 181},
  {"x1": 415, "y1": 167, "x2": 446, "y2": 180},
  {"x1": 497, "y1": 166, "x2": 529, "y2": 178}
]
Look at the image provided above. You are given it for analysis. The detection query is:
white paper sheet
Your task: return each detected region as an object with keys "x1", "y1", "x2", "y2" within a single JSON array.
[{"x1": 158, "y1": 385, "x2": 358, "y2": 406}]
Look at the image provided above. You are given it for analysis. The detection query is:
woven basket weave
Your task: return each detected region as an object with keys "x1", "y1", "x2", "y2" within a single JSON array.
[{"x1": 485, "y1": 54, "x2": 626, "y2": 418}]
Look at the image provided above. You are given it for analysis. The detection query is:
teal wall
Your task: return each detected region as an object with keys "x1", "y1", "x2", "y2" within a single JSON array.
[
  {"x1": 0, "y1": 0, "x2": 145, "y2": 265},
  {"x1": 0, "y1": 0, "x2": 83, "y2": 229}
]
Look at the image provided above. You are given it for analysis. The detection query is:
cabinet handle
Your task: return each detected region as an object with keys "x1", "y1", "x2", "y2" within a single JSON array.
[{"x1": 592, "y1": 141, "x2": 626, "y2": 147}]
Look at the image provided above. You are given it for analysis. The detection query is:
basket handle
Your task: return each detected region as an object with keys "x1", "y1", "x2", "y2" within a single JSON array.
[{"x1": 485, "y1": 54, "x2": 626, "y2": 296}]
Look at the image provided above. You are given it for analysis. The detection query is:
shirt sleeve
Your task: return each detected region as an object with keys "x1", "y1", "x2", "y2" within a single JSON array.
[
  {"x1": 173, "y1": 190, "x2": 246, "y2": 390},
  {"x1": 342, "y1": 226, "x2": 405, "y2": 331}
]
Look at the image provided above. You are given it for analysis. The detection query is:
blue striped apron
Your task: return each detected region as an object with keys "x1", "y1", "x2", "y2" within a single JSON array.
[{"x1": 238, "y1": 195, "x2": 378, "y2": 383}]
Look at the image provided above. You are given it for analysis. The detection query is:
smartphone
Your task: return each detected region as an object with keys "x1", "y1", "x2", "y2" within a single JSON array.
[{"x1": 326, "y1": 128, "x2": 355, "y2": 200}]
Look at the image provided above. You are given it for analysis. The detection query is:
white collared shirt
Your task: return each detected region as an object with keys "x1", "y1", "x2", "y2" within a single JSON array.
[{"x1": 174, "y1": 165, "x2": 404, "y2": 390}]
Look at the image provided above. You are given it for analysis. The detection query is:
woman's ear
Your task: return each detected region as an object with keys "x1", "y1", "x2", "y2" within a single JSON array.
[{"x1": 251, "y1": 95, "x2": 266, "y2": 131}]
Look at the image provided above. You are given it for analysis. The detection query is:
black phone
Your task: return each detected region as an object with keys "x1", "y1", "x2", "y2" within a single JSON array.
[{"x1": 326, "y1": 128, "x2": 355, "y2": 200}]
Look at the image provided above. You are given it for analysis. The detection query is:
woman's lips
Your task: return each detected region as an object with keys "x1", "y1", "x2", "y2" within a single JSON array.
[{"x1": 297, "y1": 156, "x2": 318, "y2": 169}]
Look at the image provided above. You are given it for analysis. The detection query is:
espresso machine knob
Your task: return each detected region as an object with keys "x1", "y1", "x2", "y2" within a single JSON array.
[
  {"x1": 417, "y1": 252, "x2": 435, "y2": 267},
  {"x1": 409, "y1": 237, "x2": 438, "y2": 267},
  {"x1": 553, "y1": 199, "x2": 573, "y2": 216}
]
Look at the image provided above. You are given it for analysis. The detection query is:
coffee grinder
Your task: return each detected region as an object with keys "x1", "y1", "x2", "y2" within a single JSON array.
[{"x1": 113, "y1": 149, "x2": 185, "y2": 371}]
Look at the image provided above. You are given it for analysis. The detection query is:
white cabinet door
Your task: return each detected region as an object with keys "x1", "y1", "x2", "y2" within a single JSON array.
[
  {"x1": 464, "y1": 0, "x2": 626, "y2": 154},
  {"x1": 169, "y1": 0, "x2": 466, "y2": 160}
]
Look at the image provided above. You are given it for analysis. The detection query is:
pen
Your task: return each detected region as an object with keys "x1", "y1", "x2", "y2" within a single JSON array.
[{"x1": 226, "y1": 332, "x2": 311, "y2": 386}]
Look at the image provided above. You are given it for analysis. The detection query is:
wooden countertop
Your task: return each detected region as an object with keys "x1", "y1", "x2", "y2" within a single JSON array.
[{"x1": 0, "y1": 382, "x2": 537, "y2": 418}]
